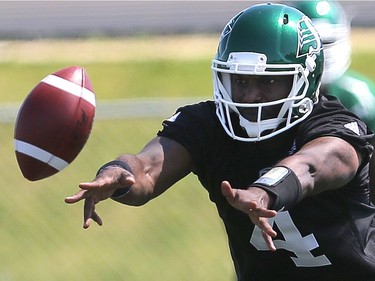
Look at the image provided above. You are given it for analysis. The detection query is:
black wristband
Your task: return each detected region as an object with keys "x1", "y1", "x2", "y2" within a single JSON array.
[
  {"x1": 96, "y1": 160, "x2": 133, "y2": 198},
  {"x1": 251, "y1": 166, "x2": 302, "y2": 211}
]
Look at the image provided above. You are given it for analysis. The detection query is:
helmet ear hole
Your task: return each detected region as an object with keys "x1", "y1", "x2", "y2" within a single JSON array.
[{"x1": 283, "y1": 14, "x2": 289, "y2": 24}]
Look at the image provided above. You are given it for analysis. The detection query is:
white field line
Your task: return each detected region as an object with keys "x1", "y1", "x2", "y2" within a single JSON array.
[{"x1": 3, "y1": 97, "x2": 208, "y2": 124}]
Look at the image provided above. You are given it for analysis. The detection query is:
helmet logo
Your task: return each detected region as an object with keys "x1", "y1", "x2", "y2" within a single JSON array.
[
  {"x1": 220, "y1": 12, "x2": 243, "y2": 40},
  {"x1": 296, "y1": 16, "x2": 322, "y2": 57}
]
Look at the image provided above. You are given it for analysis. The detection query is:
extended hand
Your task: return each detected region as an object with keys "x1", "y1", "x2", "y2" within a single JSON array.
[
  {"x1": 221, "y1": 181, "x2": 278, "y2": 251},
  {"x1": 65, "y1": 166, "x2": 135, "y2": 229}
]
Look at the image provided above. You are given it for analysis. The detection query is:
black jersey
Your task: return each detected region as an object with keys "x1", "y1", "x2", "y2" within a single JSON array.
[{"x1": 157, "y1": 96, "x2": 375, "y2": 281}]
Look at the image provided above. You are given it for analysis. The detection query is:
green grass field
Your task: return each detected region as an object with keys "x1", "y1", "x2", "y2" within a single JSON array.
[
  {"x1": 2, "y1": 119, "x2": 233, "y2": 281},
  {"x1": 1, "y1": 32, "x2": 375, "y2": 280}
]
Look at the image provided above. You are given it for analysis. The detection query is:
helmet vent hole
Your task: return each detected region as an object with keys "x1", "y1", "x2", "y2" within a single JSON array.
[{"x1": 283, "y1": 14, "x2": 289, "y2": 24}]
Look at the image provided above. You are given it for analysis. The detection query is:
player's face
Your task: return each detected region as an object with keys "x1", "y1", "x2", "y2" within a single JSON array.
[{"x1": 231, "y1": 74, "x2": 293, "y2": 121}]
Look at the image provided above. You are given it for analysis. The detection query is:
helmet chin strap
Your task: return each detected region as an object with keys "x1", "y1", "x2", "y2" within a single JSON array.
[{"x1": 239, "y1": 114, "x2": 286, "y2": 138}]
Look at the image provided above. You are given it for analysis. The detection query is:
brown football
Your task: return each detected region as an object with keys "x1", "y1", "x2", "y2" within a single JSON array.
[{"x1": 14, "y1": 66, "x2": 96, "y2": 181}]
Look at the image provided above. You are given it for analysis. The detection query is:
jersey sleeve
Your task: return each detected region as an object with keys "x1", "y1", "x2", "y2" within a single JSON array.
[
  {"x1": 157, "y1": 101, "x2": 220, "y2": 173},
  {"x1": 297, "y1": 96, "x2": 374, "y2": 163}
]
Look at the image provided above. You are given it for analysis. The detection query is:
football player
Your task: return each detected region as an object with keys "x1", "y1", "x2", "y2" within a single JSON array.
[
  {"x1": 291, "y1": 0, "x2": 375, "y2": 203},
  {"x1": 66, "y1": 3, "x2": 375, "y2": 280}
]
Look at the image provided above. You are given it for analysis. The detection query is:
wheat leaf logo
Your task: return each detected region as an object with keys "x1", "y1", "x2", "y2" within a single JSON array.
[{"x1": 297, "y1": 16, "x2": 322, "y2": 58}]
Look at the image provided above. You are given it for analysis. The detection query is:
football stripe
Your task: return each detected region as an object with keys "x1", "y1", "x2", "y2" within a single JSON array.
[
  {"x1": 41, "y1": 74, "x2": 96, "y2": 107},
  {"x1": 14, "y1": 139, "x2": 69, "y2": 171}
]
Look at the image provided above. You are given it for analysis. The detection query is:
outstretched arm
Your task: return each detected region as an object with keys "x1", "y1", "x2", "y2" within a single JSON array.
[
  {"x1": 65, "y1": 136, "x2": 194, "y2": 228},
  {"x1": 222, "y1": 136, "x2": 362, "y2": 250}
]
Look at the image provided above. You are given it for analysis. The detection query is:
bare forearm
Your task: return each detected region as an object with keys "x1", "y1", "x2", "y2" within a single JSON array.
[
  {"x1": 277, "y1": 137, "x2": 360, "y2": 199},
  {"x1": 108, "y1": 153, "x2": 160, "y2": 206},
  {"x1": 111, "y1": 137, "x2": 193, "y2": 205}
]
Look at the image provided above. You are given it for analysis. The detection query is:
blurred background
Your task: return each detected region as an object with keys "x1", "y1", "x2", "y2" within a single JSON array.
[
  {"x1": 0, "y1": 1, "x2": 374, "y2": 39},
  {"x1": 0, "y1": 1, "x2": 374, "y2": 281}
]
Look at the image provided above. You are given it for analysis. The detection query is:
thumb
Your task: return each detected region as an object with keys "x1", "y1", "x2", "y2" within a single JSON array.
[
  {"x1": 119, "y1": 173, "x2": 136, "y2": 186},
  {"x1": 221, "y1": 181, "x2": 235, "y2": 202}
]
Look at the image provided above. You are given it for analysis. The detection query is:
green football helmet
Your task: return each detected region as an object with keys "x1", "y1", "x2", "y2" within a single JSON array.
[
  {"x1": 292, "y1": 0, "x2": 351, "y2": 85},
  {"x1": 212, "y1": 3, "x2": 324, "y2": 142}
]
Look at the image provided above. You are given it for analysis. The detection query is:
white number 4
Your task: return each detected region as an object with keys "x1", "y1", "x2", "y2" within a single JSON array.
[{"x1": 250, "y1": 211, "x2": 332, "y2": 267}]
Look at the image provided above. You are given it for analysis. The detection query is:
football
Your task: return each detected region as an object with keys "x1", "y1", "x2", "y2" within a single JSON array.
[{"x1": 14, "y1": 66, "x2": 96, "y2": 181}]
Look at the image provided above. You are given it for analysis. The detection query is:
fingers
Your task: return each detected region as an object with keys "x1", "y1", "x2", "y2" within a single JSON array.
[
  {"x1": 83, "y1": 197, "x2": 94, "y2": 228},
  {"x1": 249, "y1": 207, "x2": 277, "y2": 219},
  {"x1": 221, "y1": 181, "x2": 268, "y2": 214},
  {"x1": 255, "y1": 216, "x2": 277, "y2": 237},
  {"x1": 67, "y1": 166, "x2": 135, "y2": 229},
  {"x1": 83, "y1": 197, "x2": 103, "y2": 229},
  {"x1": 262, "y1": 230, "x2": 276, "y2": 251},
  {"x1": 82, "y1": 215, "x2": 102, "y2": 229},
  {"x1": 64, "y1": 189, "x2": 87, "y2": 204},
  {"x1": 79, "y1": 168, "x2": 135, "y2": 191},
  {"x1": 91, "y1": 210, "x2": 103, "y2": 226},
  {"x1": 221, "y1": 180, "x2": 279, "y2": 251},
  {"x1": 65, "y1": 189, "x2": 103, "y2": 229},
  {"x1": 79, "y1": 181, "x2": 101, "y2": 190},
  {"x1": 249, "y1": 212, "x2": 277, "y2": 251}
]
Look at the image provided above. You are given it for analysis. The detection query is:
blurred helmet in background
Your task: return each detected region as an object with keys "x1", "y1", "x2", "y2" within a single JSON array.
[{"x1": 292, "y1": 0, "x2": 351, "y2": 85}]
